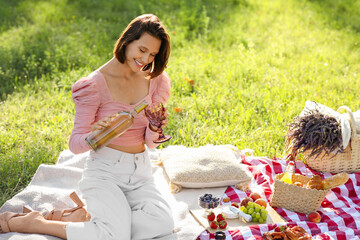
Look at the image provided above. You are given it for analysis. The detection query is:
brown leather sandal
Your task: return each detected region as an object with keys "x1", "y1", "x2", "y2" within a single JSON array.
[
  {"x1": 45, "y1": 192, "x2": 86, "y2": 221},
  {"x1": 22, "y1": 205, "x2": 34, "y2": 214},
  {"x1": 23, "y1": 192, "x2": 89, "y2": 222},
  {"x1": 0, "y1": 212, "x2": 26, "y2": 233}
]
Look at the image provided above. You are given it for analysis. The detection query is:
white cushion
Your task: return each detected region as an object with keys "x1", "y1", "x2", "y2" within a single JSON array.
[{"x1": 159, "y1": 145, "x2": 252, "y2": 193}]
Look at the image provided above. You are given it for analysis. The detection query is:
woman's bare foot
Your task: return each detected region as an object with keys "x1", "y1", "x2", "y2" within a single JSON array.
[
  {"x1": 4, "y1": 208, "x2": 90, "y2": 238},
  {"x1": 7, "y1": 212, "x2": 68, "y2": 239},
  {"x1": 8, "y1": 211, "x2": 45, "y2": 233}
]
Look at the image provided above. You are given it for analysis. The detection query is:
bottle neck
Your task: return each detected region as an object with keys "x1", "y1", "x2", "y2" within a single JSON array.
[
  {"x1": 287, "y1": 162, "x2": 295, "y2": 173},
  {"x1": 129, "y1": 100, "x2": 148, "y2": 117}
]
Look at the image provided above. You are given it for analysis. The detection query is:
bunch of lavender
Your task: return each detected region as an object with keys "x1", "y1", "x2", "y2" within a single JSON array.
[{"x1": 285, "y1": 106, "x2": 344, "y2": 161}]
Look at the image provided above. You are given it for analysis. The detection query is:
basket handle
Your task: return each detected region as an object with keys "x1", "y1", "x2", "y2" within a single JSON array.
[{"x1": 337, "y1": 106, "x2": 357, "y2": 138}]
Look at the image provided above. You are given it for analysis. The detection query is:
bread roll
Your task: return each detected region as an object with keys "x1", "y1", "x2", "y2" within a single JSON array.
[
  {"x1": 263, "y1": 231, "x2": 289, "y2": 240},
  {"x1": 306, "y1": 175, "x2": 323, "y2": 190},
  {"x1": 284, "y1": 226, "x2": 312, "y2": 240},
  {"x1": 322, "y1": 172, "x2": 349, "y2": 190}
]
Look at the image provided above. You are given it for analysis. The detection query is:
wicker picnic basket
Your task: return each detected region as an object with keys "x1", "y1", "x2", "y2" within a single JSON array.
[
  {"x1": 270, "y1": 173, "x2": 329, "y2": 214},
  {"x1": 305, "y1": 106, "x2": 360, "y2": 173}
]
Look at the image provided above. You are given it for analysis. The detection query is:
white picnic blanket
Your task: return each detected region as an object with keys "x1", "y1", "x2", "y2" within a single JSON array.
[{"x1": 0, "y1": 148, "x2": 227, "y2": 240}]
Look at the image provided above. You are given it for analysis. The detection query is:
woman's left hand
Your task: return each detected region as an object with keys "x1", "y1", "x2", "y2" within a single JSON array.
[{"x1": 148, "y1": 107, "x2": 169, "y2": 131}]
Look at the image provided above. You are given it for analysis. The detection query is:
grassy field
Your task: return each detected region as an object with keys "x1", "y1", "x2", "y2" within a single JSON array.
[{"x1": 1, "y1": 0, "x2": 360, "y2": 206}]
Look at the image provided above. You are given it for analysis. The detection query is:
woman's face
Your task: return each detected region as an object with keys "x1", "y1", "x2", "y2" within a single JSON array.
[{"x1": 125, "y1": 32, "x2": 161, "y2": 72}]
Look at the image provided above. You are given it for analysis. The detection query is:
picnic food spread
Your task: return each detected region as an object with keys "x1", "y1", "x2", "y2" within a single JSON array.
[
  {"x1": 192, "y1": 102, "x2": 359, "y2": 239},
  {"x1": 196, "y1": 148, "x2": 360, "y2": 239},
  {"x1": 195, "y1": 186, "x2": 351, "y2": 237},
  {"x1": 191, "y1": 191, "x2": 283, "y2": 234},
  {"x1": 193, "y1": 143, "x2": 351, "y2": 239}
]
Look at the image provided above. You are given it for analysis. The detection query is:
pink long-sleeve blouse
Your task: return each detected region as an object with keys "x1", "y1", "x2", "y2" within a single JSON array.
[{"x1": 69, "y1": 70, "x2": 171, "y2": 154}]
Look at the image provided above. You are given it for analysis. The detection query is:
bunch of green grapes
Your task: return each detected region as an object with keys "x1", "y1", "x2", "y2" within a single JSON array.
[{"x1": 240, "y1": 202, "x2": 268, "y2": 223}]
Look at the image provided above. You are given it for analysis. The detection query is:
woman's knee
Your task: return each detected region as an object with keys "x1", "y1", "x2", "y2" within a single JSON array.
[
  {"x1": 151, "y1": 204, "x2": 174, "y2": 232},
  {"x1": 132, "y1": 201, "x2": 174, "y2": 237},
  {"x1": 76, "y1": 183, "x2": 133, "y2": 239}
]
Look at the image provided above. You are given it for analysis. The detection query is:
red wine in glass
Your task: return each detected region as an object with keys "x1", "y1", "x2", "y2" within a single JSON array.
[{"x1": 144, "y1": 103, "x2": 171, "y2": 143}]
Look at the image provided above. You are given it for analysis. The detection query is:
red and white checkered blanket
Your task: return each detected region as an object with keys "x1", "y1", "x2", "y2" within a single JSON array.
[{"x1": 198, "y1": 157, "x2": 360, "y2": 240}]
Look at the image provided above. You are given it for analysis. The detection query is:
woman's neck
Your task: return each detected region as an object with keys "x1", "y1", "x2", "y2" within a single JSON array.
[{"x1": 100, "y1": 57, "x2": 137, "y2": 79}]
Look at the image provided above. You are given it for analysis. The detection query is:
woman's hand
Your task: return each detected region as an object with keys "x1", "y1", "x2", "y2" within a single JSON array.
[
  {"x1": 91, "y1": 113, "x2": 118, "y2": 131},
  {"x1": 149, "y1": 108, "x2": 169, "y2": 132}
]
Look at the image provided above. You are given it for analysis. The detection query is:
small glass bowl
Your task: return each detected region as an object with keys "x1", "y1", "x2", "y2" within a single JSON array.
[
  {"x1": 198, "y1": 194, "x2": 220, "y2": 209},
  {"x1": 198, "y1": 194, "x2": 220, "y2": 218},
  {"x1": 198, "y1": 198, "x2": 220, "y2": 209}
]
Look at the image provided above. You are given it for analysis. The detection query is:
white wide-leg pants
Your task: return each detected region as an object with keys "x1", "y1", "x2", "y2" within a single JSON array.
[{"x1": 66, "y1": 147, "x2": 174, "y2": 240}]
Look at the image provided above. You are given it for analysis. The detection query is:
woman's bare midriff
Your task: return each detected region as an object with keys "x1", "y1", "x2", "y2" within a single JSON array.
[{"x1": 107, "y1": 143, "x2": 146, "y2": 154}]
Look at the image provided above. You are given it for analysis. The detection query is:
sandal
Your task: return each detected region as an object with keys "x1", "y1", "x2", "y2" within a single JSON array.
[
  {"x1": 23, "y1": 192, "x2": 89, "y2": 222},
  {"x1": 23, "y1": 205, "x2": 34, "y2": 214},
  {"x1": 0, "y1": 212, "x2": 26, "y2": 233},
  {"x1": 45, "y1": 192, "x2": 88, "y2": 221}
]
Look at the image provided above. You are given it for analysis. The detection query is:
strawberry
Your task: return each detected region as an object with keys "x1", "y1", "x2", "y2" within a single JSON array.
[
  {"x1": 231, "y1": 202, "x2": 239, "y2": 208},
  {"x1": 274, "y1": 226, "x2": 286, "y2": 232},
  {"x1": 207, "y1": 211, "x2": 215, "y2": 221},
  {"x1": 218, "y1": 220, "x2": 227, "y2": 229},
  {"x1": 209, "y1": 221, "x2": 218, "y2": 229},
  {"x1": 216, "y1": 213, "x2": 226, "y2": 222}
]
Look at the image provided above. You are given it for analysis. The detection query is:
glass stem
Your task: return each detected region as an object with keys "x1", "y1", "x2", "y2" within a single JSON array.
[{"x1": 158, "y1": 129, "x2": 165, "y2": 139}]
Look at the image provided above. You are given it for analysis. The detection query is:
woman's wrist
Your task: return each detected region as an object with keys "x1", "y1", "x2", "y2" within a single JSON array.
[{"x1": 149, "y1": 123, "x2": 158, "y2": 132}]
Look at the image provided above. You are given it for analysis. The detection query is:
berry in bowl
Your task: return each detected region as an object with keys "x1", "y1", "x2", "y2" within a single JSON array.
[{"x1": 199, "y1": 193, "x2": 220, "y2": 217}]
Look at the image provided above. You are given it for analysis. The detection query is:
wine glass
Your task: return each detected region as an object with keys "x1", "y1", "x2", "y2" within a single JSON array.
[{"x1": 144, "y1": 103, "x2": 171, "y2": 143}]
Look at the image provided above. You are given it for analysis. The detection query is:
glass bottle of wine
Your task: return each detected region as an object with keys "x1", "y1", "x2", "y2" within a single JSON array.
[
  {"x1": 85, "y1": 100, "x2": 148, "y2": 151},
  {"x1": 280, "y1": 161, "x2": 295, "y2": 184}
]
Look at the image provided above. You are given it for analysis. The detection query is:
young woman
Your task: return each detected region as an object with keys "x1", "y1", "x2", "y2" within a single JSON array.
[{"x1": 0, "y1": 14, "x2": 174, "y2": 240}]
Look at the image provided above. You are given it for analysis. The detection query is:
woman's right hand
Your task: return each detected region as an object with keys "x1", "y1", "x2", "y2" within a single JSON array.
[{"x1": 91, "y1": 113, "x2": 118, "y2": 131}]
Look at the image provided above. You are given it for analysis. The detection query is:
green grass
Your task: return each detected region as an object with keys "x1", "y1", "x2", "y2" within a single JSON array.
[{"x1": 1, "y1": 0, "x2": 360, "y2": 206}]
